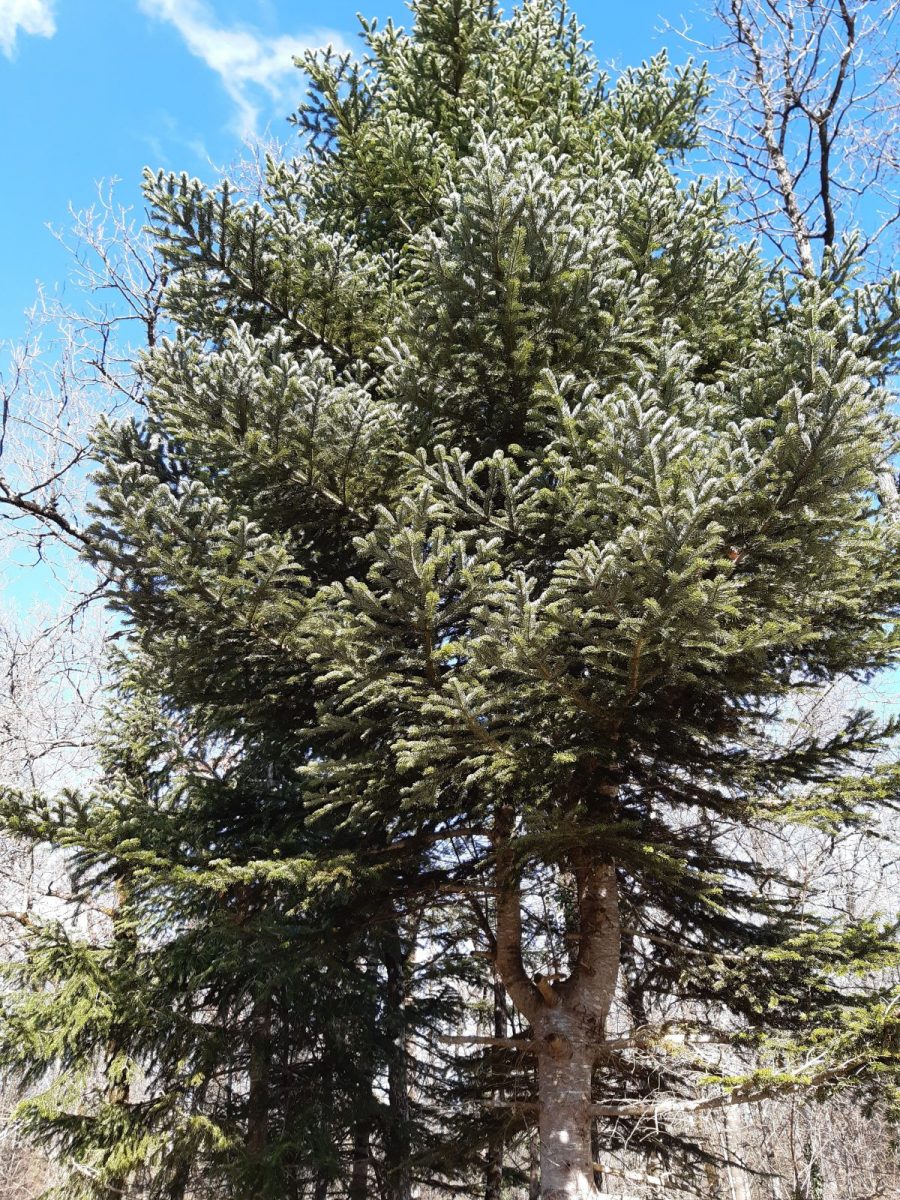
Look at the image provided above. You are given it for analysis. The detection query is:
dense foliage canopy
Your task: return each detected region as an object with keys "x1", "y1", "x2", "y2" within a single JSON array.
[{"x1": 2, "y1": 2, "x2": 900, "y2": 1197}]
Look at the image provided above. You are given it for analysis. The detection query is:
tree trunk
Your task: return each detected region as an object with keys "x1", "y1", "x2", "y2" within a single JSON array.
[
  {"x1": 384, "y1": 926, "x2": 413, "y2": 1200},
  {"x1": 313, "y1": 1167, "x2": 330, "y2": 1200},
  {"x1": 349, "y1": 1115, "x2": 372, "y2": 1200},
  {"x1": 492, "y1": 807, "x2": 620, "y2": 1200},
  {"x1": 313, "y1": 1053, "x2": 335, "y2": 1200},
  {"x1": 724, "y1": 1106, "x2": 753, "y2": 1200},
  {"x1": 536, "y1": 1036, "x2": 596, "y2": 1200},
  {"x1": 246, "y1": 993, "x2": 271, "y2": 1155},
  {"x1": 484, "y1": 977, "x2": 507, "y2": 1200},
  {"x1": 167, "y1": 1160, "x2": 191, "y2": 1200}
]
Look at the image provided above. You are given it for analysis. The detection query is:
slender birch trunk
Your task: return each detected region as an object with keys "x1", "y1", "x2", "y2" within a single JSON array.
[{"x1": 724, "y1": 1106, "x2": 753, "y2": 1200}]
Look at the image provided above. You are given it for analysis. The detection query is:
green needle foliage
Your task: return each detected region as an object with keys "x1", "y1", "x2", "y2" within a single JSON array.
[{"x1": 2, "y1": 1, "x2": 900, "y2": 1196}]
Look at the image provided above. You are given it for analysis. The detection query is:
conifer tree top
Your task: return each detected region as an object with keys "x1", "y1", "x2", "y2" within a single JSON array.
[{"x1": 3, "y1": 2, "x2": 900, "y2": 1194}]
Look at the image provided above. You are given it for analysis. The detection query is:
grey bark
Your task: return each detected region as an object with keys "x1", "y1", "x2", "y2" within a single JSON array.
[
  {"x1": 724, "y1": 1106, "x2": 753, "y2": 1200},
  {"x1": 535, "y1": 1034, "x2": 596, "y2": 1200},
  {"x1": 493, "y1": 798, "x2": 621, "y2": 1200}
]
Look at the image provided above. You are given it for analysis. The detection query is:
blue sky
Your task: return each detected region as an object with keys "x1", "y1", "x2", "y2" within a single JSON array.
[{"x1": 0, "y1": 0, "x2": 711, "y2": 346}]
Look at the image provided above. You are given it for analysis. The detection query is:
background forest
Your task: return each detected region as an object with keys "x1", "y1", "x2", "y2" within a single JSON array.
[{"x1": 1, "y1": 1, "x2": 900, "y2": 1198}]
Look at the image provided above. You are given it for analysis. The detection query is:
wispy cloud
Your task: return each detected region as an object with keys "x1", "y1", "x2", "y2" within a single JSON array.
[
  {"x1": 0, "y1": 0, "x2": 55, "y2": 58},
  {"x1": 137, "y1": 0, "x2": 349, "y2": 137}
]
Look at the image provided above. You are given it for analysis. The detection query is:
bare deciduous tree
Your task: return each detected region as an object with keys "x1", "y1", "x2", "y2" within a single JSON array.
[
  {"x1": 0, "y1": 183, "x2": 164, "y2": 560},
  {"x1": 0, "y1": 604, "x2": 107, "y2": 793},
  {"x1": 690, "y1": 0, "x2": 900, "y2": 277},
  {"x1": 0, "y1": 188, "x2": 164, "y2": 1198}
]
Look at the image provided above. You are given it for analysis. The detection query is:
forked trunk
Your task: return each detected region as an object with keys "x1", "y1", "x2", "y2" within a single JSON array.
[{"x1": 492, "y1": 816, "x2": 620, "y2": 1200}]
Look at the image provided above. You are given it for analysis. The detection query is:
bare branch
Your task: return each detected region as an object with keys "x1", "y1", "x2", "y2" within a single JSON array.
[{"x1": 685, "y1": 0, "x2": 900, "y2": 275}]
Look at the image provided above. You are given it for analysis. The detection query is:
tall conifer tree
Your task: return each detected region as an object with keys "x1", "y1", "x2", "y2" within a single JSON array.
[{"x1": 2, "y1": 2, "x2": 900, "y2": 1198}]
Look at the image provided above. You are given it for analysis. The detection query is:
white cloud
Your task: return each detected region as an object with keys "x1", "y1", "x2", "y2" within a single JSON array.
[
  {"x1": 0, "y1": 0, "x2": 55, "y2": 58},
  {"x1": 137, "y1": 0, "x2": 348, "y2": 138}
]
